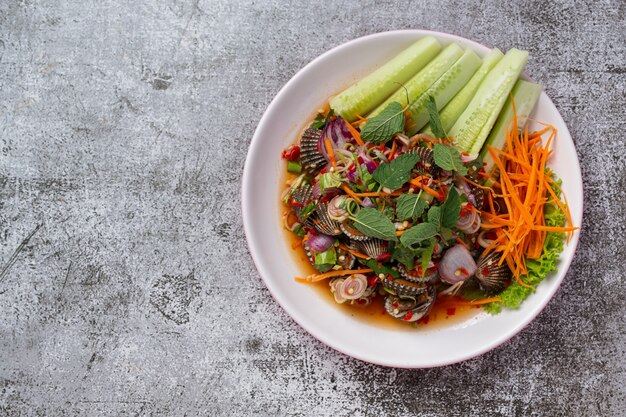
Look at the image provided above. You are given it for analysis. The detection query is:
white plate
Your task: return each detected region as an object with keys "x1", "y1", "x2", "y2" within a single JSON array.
[{"x1": 242, "y1": 30, "x2": 583, "y2": 368}]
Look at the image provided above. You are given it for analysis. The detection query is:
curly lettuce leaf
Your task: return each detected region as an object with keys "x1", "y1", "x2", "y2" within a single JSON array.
[{"x1": 483, "y1": 202, "x2": 566, "y2": 314}]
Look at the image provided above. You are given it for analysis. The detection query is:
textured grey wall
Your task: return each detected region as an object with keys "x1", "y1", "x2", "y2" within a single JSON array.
[{"x1": 0, "y1": 0, "x2": 624, "y2": 416}]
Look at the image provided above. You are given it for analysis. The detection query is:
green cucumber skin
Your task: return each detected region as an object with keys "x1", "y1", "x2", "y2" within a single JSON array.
[
  {"x1": 421, "y1": 48, "x2": 504, "y2": 135},
  {"x1": 329, "y1": 37, "x2": 442, "y2": 122},
  {"x1": 364, "y1": 43, "x2": 464, "y2": 122},
  {"x1": 481, "y1": 80, "x2": 542, "y2": 172},
  {"x1": 405, "y1": 49, "x2": 482, "y2": 134},
  {"x1": 450, "y1": 48, "x2": 529, "y2": 155}
]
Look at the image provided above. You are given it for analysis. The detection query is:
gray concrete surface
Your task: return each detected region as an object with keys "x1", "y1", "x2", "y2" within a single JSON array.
[{"x1": 0, "y1": 0, "x2": 624, "y2": 415}]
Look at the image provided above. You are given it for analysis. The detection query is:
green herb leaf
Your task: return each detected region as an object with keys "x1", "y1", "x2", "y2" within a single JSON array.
[
  {"x1": 360, "y1": 102, "x2": 406, "y2": 144},
  {"x1": 363, "y1": 259, "x2": 399, "y2": 279},
  {"x1": 300, "y1": 201, "x2": 317, "y2": 220},
  {"x1": 420, "y1": 238, "x2": 436, "y2": 275},
  {"x1": 310, "y1": 109, "x2": 334, "y2": 129},
  {"x1": 433, "y1": 143, "x2": 467, "y2": 175},
  {"x1": 392, "y1": 245, "x2": 419, "y2": 270},
  {"x1": 372, "y1": 153, "x2": 420, "y2": 191},
  {"x1": 353, "y1": 208, "x2": 398, "y2": 241},
  {"x1": 400, "y1": 223, "x2": 438, "y2": 249},
  {"x1": 441, "y1": 187, "x2": 461, "y2": 228},
  {"x1": 313, "y1": 247, "x2": 337, "y2": 273},
  {"x1": 425, "y1": 95, "x2": 447, "y2": 139},
  {"x1": 318, "y1": 172, "x2": 342, "y2": 192},
  {"x1": 396, "y1": 193, "x2": 428, "y2": 221},
  {"x1": 427, "y1": 205, "x2": 441, "y2": 229}
]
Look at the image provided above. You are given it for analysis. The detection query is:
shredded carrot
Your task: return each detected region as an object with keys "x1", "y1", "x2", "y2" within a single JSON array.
[
  {"x1": 389, "y1": 139, "x2": 397, "y2": 158},
  {"x1": 324, "y1": 137, "x2": 336, "y2": 168},
  {"x1": 321, "y1": 102, "x2": 331, "y2": 117},
  {"x1": 479, "y1": 114, "x2": 578, "y2": 284},
  {"x1": 296, "y1": 268, "x2": 374, "y2": 283},
  {"x1": 408, "y1": 178, "x2": 443, "y2": 200},
  {"x1": 344, "y1": 120, "x2": 365, "y2": 146},
  {"x1": 341, "y1": 184, "x2": 363, "y2": 204},
  {"x1": 337, "y1": 243, "x2": 370, "y2": 260}
]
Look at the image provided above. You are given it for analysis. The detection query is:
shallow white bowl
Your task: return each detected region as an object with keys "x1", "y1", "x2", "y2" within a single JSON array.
[{"x1": 242, "y1": 30, "x2": 583, "y2": 368}]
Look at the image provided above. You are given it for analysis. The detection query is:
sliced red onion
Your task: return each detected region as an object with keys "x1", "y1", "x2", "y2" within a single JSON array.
[
  {"x1": 337, "y1": 274, "x2": 368, "y2": 300},
  {"x1": 311, "y1": 182, "x2": 341, "y2": 200},
  {"x1": 306, "y1": 233, "x2": 335, "y2": 253},
  {"x1": 439, "y1": 244, "x2": 477, "y2": 284},
  {"x1": 362, "y1": 197, "x2": 376, "y2": 208},
  {"x1": 358, "y1": 151, "x2": 378, "y2": 173},
  {"x1": 477, "y1": 230, "x2": 495, "y2": 249},
  {"x1": 318, "y1": 117, "x2": 355, "y2": 162}
]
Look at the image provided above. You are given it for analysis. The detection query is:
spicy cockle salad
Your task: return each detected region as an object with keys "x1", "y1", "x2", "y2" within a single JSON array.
[{"x1": 279, "y1": 36, "x2": 577, "y2": 325}]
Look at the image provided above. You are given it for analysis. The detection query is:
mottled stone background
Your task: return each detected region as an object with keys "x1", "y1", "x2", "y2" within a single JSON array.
[{"x1": 0, "y1": 0, "x2": 624, "y2": 416}]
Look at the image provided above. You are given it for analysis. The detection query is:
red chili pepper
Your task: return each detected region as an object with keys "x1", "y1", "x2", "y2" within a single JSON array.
[
  {"x1": 482, "y1": 267, "x2": 491, "y2": 276},
  {"x1": 446, "y1": 307, "x2": 456, "y2": 316},
  {"x1": 367, "y1": 276, "x2": 378, "y2": 287},
  {"x1": 357, "y1": 156, "x2": 364, "y2": 164},
  {"x1": 403, "y1": 310, "x2": 414, "y2": 321},
  {"x1": 417, "y1": 315, "x2": 430, "y2": 325},
  {"x1": 281, "y1": 145, "x2": 300, "y2": 161},
  {"x1": 457, "y1": 267, "x2": 469, "y2": 276}
]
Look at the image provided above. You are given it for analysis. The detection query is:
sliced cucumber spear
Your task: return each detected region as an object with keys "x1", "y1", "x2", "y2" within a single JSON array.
[
  {"x1": 405, "y1": 49, "x2": 482, "y2": 134},
  {"x1": 481, "y1": 79, "x2": 542, "y2": 173},
  {"x1": 450, "y1": 48, "x2": 529, "y2": 156},
  {"x1": 421, "y1": 48, "x2": 504, "y2": 135},
  {"x1": 329, "y1": 36, "x2": 442, "y2": 122},
  {"x1": 364, "y1": 43, "x2": 464, "y2": 123}
]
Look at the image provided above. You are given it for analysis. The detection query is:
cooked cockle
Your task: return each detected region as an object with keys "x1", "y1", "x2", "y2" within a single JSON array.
[
  {"x1": 385, "y1": 286, "x2": 436, "y2": 322},
  {"x1": 475, "y1": 251, "x2": 511, "y2": 293}
]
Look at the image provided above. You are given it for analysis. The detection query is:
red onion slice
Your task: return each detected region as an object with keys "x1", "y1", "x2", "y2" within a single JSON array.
[{"x1": 306, "y1": 233, "x2": 335, "y2": 253}]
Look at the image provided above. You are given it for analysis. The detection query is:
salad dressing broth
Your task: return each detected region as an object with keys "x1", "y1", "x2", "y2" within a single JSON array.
[{"x1": 281, "y1": 171, "x2": 480, "y2": 330}]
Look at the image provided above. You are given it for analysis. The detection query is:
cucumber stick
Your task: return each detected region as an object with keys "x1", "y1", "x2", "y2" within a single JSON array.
[
  {"x1": 365, "y1": 43, "x2": 464, "y2": 122},
  {"x1": 450, "y1": 48, "x2": 529, "y2": 155},
  {"x1": 329, "y1": 37, "x2": 442, "y2": 122},
  {"x1": 421, "y1": 48, "x2": 504, "y2": 135},
  {"x1": 481, "y1": 79, "x2": 542, "y2": 172},
  {"x1": 405, "y1": 49, "x2": 482, "y2": 134}
]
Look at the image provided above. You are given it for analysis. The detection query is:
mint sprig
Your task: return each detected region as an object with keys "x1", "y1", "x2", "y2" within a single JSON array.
[
  {"x1": 395, "y1": 193, "x2": 428, "y2": 222},
  {"x1": 352, "y1": 208, "x2": 397, "y2": 241},
  {"x1": 372, "y1": 153, "x2": 420, "y2": 191},
  {"x1": 433, "y1": 143, "x2": 468, "y2": 175},
  {"x1": 360, "y1": 102, "x2": 405, "y2": 144}
]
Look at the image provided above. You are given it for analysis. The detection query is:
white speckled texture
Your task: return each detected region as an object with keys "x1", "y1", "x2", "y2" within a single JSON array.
[{"x1": 0, "y1": 0, "x2": 624, "y2": 415}]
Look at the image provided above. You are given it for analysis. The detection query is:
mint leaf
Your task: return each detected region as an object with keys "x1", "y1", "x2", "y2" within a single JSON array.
[
  {"x1": 427, "y1": 205, "x2": 441, "y2": 229},
  {"x1": 400, "y1": 223, "x2": 438, "y2": 249},
  {"x1": 420, "y1": 238, "x2": 436, "y2": 275},
  {"x1": 372, "y1": 153, "x2": 420, "y2": 190},
  {"x1": 433, "y1": 143, "x2": 467, "y2": 175},
  {"x1": 392, "y1": 245, "x2": 419, "y2": 270},
  {"x1": 353, "y1": 208, "x2": 397, "y2": 241},
  {"x1": 425, "y1": 95, "x2": 447, "y2": 139},
  {"x1": 441, "y1": 187, "x2": 461, "y2": 228},
  {"x1": 396, "y1": 193, "x2": 428, "y2": 221},
  {"x1": 310, "y1": 109, "x2": 334, "y2": 129},
  {"x1": 363, "y1": 259, "x2": 400, "y2": 279},
  {"x1": 360, "y1": 102, "x2": 405, "y2": 144}
]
